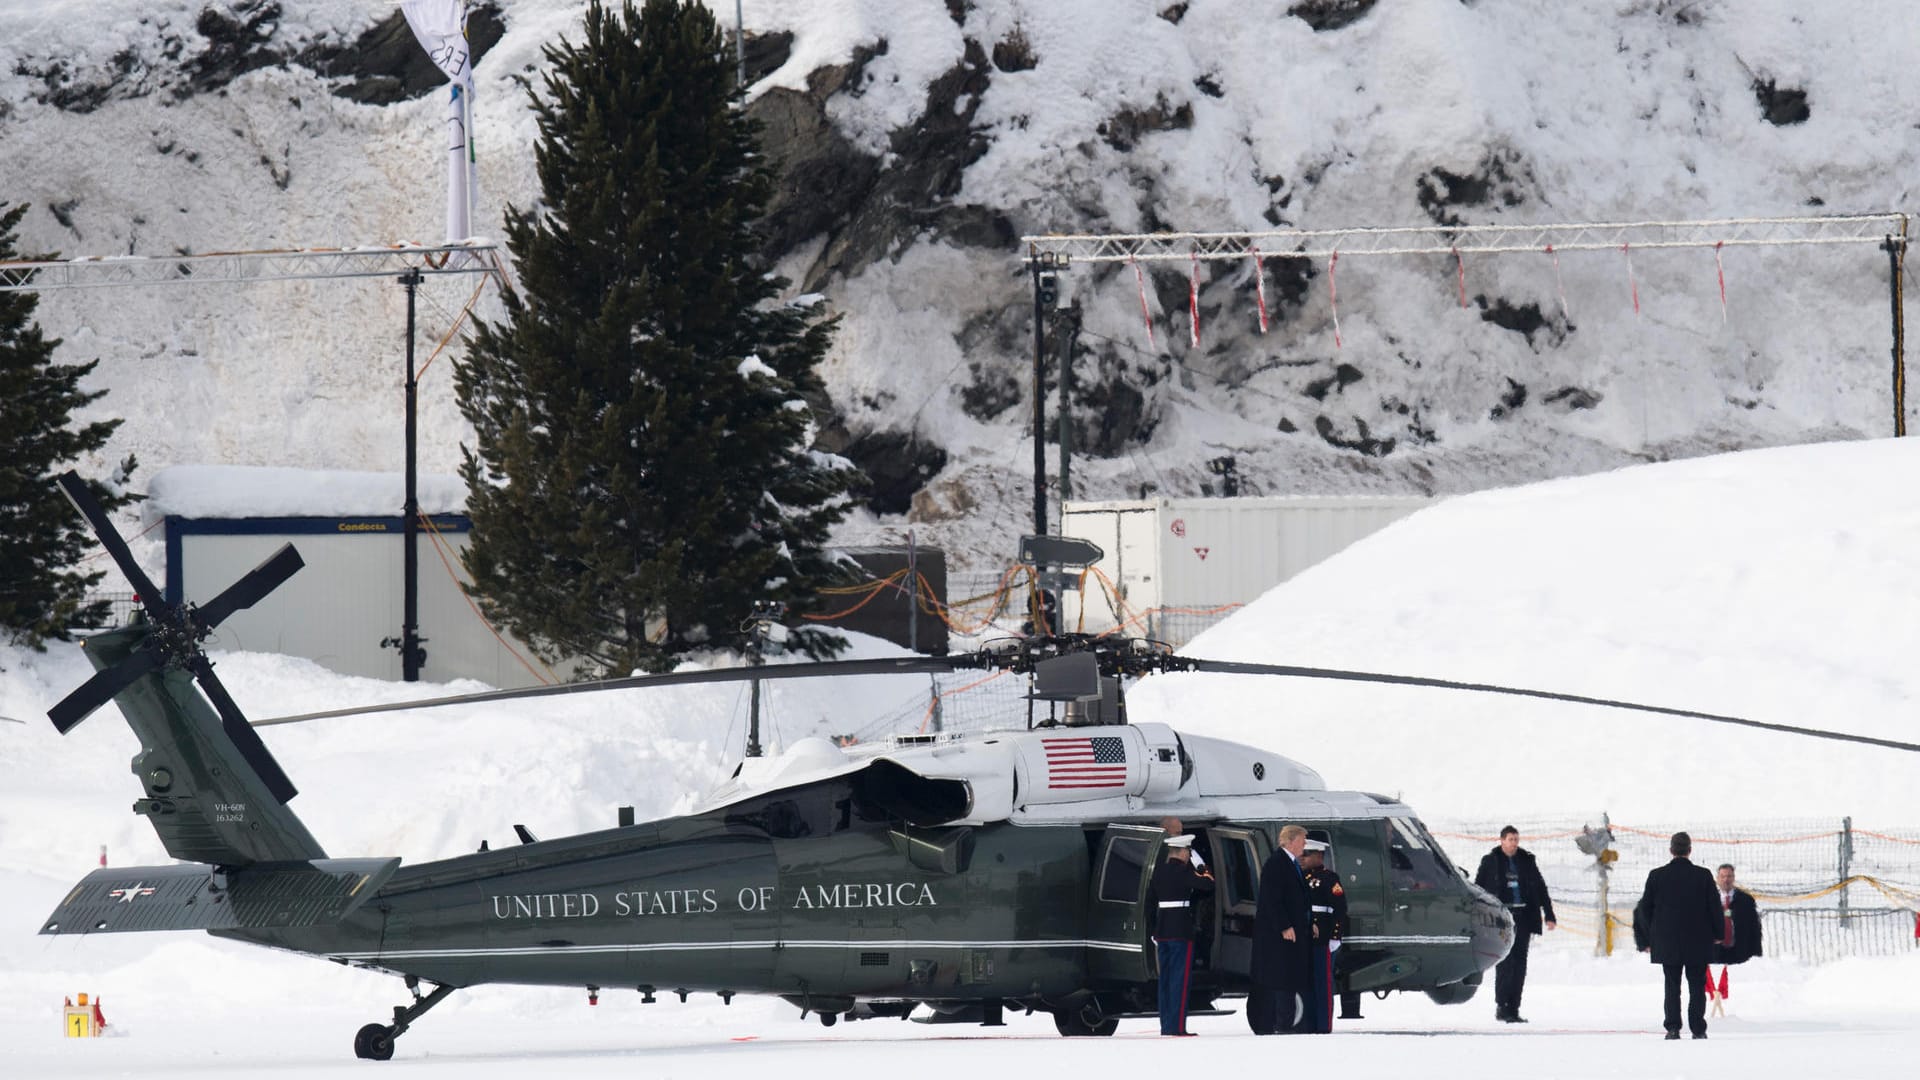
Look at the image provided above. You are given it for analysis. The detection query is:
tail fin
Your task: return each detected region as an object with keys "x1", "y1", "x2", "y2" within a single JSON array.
[
  {"x1": 39, "y1": 858, "x2": 399, "y2": 935},
  {"x1": 81, "y1": 623, "x2": 327, "y2": 866}
]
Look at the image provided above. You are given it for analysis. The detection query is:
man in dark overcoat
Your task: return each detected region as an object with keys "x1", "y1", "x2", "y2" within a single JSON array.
[
  {"x1": 1472, "y1": 825, "x2": 1556, "y2": 1022},
  {"x1": 1709, "y1": 863, "x2": 1763, "y2": 966},
  {"x1": 1633, "y1": 831, "x2": 1724, "y2": 1039},
  {"x1": 1248, "y1": 823, "x2": 1312, "y2": 1034}
]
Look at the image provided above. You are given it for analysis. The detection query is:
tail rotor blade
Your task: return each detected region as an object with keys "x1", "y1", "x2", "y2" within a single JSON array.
[
  {"x1": 49, "y1": 649, "x2": 164, "y2": 733},
  {"x1": 193, "y1": 544, "x2": 304, "y2": 633},
  {"x1": 189, "y1": 659, "x2": 299, "y2": 803},
  {"x1": 56, "y1": 472, "x2": 164, "y2": 613}
]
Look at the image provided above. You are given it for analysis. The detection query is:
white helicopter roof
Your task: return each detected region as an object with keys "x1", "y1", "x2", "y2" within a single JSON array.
[{"x1": 689, "y1": 722, "x2": 1397, "y2": 830}]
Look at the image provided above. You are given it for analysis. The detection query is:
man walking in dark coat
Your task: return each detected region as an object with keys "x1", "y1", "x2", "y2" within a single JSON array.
[
  {"x1": 1473, "y1": 826, "x2": 1556, "y2": 1023},
  {"x1": 1248, "y1": 824, "x2": 1312, "y2": 1034},
  {"x1": 1633, "y1": 831, "x2": 1724, "y2": 1039},
  {"x1": 1152, "y1": 832, "x2": 1213, "y2": 1036}
]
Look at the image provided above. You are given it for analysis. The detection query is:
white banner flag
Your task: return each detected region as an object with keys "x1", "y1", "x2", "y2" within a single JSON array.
[{"x1": 401, "y1": 0, "x2": 478, "y2": 249}]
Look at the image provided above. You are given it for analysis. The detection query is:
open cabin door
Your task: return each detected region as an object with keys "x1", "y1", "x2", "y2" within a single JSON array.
[
  {"x1": 1204, "y1": 824, "x2": 1272, "y2": 978},
  {"x1": 1085, "y1": 824, "x2": 1164, "y2": 983}
]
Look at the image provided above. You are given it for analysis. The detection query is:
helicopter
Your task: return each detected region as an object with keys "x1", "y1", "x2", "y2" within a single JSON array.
[{"x1": 36, "y1": 471, "x2": 1920, "y2": 1060}]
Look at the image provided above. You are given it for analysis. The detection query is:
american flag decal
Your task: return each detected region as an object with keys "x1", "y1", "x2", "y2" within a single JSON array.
[{"x1": 1043, "y1": 735, "x2": 1129, "y2": 789}]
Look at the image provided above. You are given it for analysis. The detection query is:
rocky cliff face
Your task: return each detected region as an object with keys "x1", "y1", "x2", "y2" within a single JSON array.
[{"x1": 2, "y1": 1, "x2": 1911, "y2": 569}]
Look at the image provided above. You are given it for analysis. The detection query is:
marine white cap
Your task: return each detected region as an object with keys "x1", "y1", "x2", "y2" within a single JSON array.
[
  {"x1": 1165, "y1": 834, "x2": 1195, "y2": 848},
  {"x1": 1302, "y1": 838, "x2": 1329, "y2": 852}
]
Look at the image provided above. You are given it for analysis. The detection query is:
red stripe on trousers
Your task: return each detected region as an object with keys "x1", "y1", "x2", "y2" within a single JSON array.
[{"x1": 1179, "y1": 941, "x2": 1193, "y2": 1033}]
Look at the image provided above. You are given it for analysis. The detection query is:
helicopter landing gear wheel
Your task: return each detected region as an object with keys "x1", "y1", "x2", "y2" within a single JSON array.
[
  {"x1": 818, "y1": 1011, "x2": 839, "y2": 1027},
  {"x1": 354, "y1": 1023, "x2": 395, "y2": 1061},
  {"x1": 1052, "y1": 1004, "x2": 1118, "y2": 1037},
  {"x1": 353, "y1": 978, "x2": 456, "y2": 1060}
]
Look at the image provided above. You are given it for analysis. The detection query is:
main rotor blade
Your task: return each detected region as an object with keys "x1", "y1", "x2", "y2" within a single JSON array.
[
  {"x1": 56, "y1": 472, "x2": 164, "y2": 614},
  {"x1": 253, "y1": 656, "x2": 967, "y2": 727},
  {"x1": 1183, "y1": 659, "x2": 1920, "y2": 754},
  {"x1": 193, "y1": 544, "x2": 304, "y2": 632},
  {"x1": 48, "y1": 649, "x2": 164, "y2": 733},
  {"x1": 189, "y1": 657, "x2": 300, "y2": 802}
]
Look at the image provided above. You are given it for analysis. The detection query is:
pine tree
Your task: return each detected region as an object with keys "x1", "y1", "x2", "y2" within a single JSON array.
[
  {"x1": 0, "y1": 201, "x2": 135, "y2": 649},
  {"x1": 455, "y1": 0, "x2": 859, "y2": 676}
]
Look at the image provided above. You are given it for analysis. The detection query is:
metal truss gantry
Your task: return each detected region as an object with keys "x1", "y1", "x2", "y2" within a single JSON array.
[
  {"x1": 0, "y1": 240, "x2": 503, "y2": 292},
  {"x1": 1022, "y1": 213, "x2": 1911, "y2": 264}
]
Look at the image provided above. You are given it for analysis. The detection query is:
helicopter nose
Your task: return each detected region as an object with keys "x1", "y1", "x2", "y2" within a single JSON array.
[{"x1": 1473, "y1": 892, "x2": 1514, "y2": 968}]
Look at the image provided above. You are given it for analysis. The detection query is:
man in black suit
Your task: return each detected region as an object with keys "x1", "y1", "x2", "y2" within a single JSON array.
[
  {"x1": 1472, "y1": 825, "x2": 1557, "y2": 1023},
  {"x1": 1633, "y1": 831, "x2": 1724, "y2": 1039},
  {"x1": 1248, "y1": 823, "x2": 1312, "y2": 1034}
]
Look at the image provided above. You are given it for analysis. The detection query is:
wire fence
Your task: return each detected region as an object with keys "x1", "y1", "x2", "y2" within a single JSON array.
[
  {"x1": 78, "y1": 590, "x2": 139, "y2": 630},
  {"x1": 1429, "y1": 817, "x2": 1920, "y2": 964}
]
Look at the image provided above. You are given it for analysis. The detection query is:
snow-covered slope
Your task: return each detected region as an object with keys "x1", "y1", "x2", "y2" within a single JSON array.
[{"x1": 2, "y1": 1, "x2": 1916, "y2": 572}]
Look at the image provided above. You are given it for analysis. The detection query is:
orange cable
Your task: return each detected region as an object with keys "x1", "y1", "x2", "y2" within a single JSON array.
[
  {"x1": 417, "y1": 512, "x2": 559, "y2": 685},
  {"x1": 415, "y1": 273, "x2": 489, "y2": 380}
]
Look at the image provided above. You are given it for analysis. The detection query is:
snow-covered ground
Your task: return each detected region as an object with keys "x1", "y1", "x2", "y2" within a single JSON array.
[{"x1": 5, "y1": 439, "x2": 1919, "y2": 1076}]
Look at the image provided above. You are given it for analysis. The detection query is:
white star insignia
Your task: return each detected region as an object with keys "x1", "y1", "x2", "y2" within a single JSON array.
[{"x1": 108, "y1": 883, "x2": 156, "y2": 903}]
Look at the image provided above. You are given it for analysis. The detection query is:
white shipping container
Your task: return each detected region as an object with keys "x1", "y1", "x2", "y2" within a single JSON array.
[{"x1": 1058, "y1": 496, "x2": 1432, "y2": 643}]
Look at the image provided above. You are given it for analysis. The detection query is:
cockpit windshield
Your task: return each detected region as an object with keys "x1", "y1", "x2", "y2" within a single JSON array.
[{"x1": 1387, "y1": 816, "x2": 1457, "y2": 891}]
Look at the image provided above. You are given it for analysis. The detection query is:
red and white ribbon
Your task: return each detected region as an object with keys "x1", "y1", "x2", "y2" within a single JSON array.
[
  {"x1": 1188, "y1": 252, "x2": 1202, "y2": 348},
  {"x1": 1623, "y1": 242, "x2": 1640, "y2": 317},
  {"x1": 1714, "y1": 240, "x2": 1728, "y2": 324},
  {"x1": 1329, "y1": 249, "x2": 1343, "y2": 349},
  {"x1": 1453, "y1": 246, "x2": 1468, "y2": 308},
  {"x1": 1546, "y1": 244, "x2": 1571, "y2": 321},
  {"x1": 1132, "y1": 256, "x2": 1156, "y2": 350},
  {"x1": 1251, "y1": 247, "x2": 1269, "y2": 333}
]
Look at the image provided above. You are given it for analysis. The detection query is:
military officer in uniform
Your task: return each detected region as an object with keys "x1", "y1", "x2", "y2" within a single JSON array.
[
  {"x1": 1152, "y1": 833, "x2": 1214, "y2": 1036},
  {"x1": 1300, "y1": 839, "x2": 1348, "y2": 1033}
]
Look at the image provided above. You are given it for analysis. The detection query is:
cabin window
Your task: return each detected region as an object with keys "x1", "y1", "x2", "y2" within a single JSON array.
[
  {"x1": 1214, "y1": 834, "x2": 1260, "y2": 908},
  {"x1": 1098, "y1": 835, "x2": 1153, "y2": 903},
  {"x1": 1387, "y1": 816, "x2": 1454, "y2": 891}
]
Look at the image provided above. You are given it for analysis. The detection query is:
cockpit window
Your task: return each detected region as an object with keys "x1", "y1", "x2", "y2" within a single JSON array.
[{"x1": 1388, "y1": 816, "x2": 1454, "y2": 891}]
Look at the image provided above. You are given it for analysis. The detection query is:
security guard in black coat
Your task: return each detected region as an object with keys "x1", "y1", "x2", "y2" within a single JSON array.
[{"x1": 1300, "y1": 841, "x2": 1348, "y2": 1033}]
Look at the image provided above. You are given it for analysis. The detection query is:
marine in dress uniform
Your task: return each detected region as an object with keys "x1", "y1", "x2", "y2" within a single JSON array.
[
  {"x1": 1301, "y1": 841, "x2": 1349, "y2": 1033},
  {"x1": 1152, "y1": 834, "x2": 1214, "y2": 1036}
]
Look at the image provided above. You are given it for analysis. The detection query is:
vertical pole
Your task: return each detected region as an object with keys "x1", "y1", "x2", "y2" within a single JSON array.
[
  {"x1": 907, "y1": 530, "x2": 918, "y2": 654},
  {"x1": 1595, "y1": 811, "x2": 1611, "y2": 958},
  {"x1": 1059, "y1": 306, "x2": 1075, "y2": 504},
  {"x1": 735, "y1": 0, "x2": 746, "y2": 89},
  {"x1": 929, "y1": 673, "x2": 942, "y2": 734},
  {"x1": 1029, "y1": 254, "x2": 1048, "y2": 536},
  {"x1": 1029, "y1": 252, "x2": 1055, "y2": 642},
  {"x1": 747, "y1": 673, "x2": 762, "y2": 758},
  {"x1": 401, "y1": 267, "x2": 424, "y2": 683},
  {"x1": 1838, "y1": 815, "x2": 1853, "y2": 927},
  {"x1": 1887, "y1": 224, "x2": 1909, "y2": 436}
]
